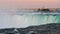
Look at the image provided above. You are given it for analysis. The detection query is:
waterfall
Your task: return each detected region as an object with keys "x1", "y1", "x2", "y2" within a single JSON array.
[
  {"x1": 12, "y1": 14, "x2": 60, "y2": 28},
  {"x1": 0, "y1": 10, "x2": 60, "y2": 28}
]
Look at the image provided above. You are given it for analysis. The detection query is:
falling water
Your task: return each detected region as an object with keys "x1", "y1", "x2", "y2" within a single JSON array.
[
  {"x1": 0, "y1": 10, "x2": 60, "y2": 28},
  {"x1": 12, "y1": 14, "x2": 60, "y2": 28}
]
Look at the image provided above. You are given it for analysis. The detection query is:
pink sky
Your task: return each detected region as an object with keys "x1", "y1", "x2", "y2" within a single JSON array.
[{"x1": 0, "y1": 0, "x2": 60, "y2": 9}]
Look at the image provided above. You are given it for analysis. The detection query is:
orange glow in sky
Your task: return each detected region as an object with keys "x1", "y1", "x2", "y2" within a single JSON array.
[{"x1": 0, "y1": 0, "x2": 60, "y2": 9}]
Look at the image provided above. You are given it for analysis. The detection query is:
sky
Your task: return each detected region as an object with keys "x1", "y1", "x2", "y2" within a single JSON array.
[{"x1": 0, "y1": 0, "x2": 60, "y2": 9}]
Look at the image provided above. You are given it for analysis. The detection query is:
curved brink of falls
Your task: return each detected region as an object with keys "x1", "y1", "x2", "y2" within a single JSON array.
[{"x1": 0, "y1": 10, "x2": 60, "y2": 28}]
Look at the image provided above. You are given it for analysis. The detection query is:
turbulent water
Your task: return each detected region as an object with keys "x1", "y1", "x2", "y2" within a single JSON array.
[{"x1": 0, "y1": 10, "x2": 60, "y2": 29}]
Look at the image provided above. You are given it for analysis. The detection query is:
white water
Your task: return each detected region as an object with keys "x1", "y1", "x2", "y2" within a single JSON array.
[{"x1": 0, "y1": 10, "x2": 60, "y2": 29}]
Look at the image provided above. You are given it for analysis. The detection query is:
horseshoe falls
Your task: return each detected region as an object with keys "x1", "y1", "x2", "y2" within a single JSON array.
[{"x1": 0, "y1": 10, "x2": 60, "y2": 29}]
